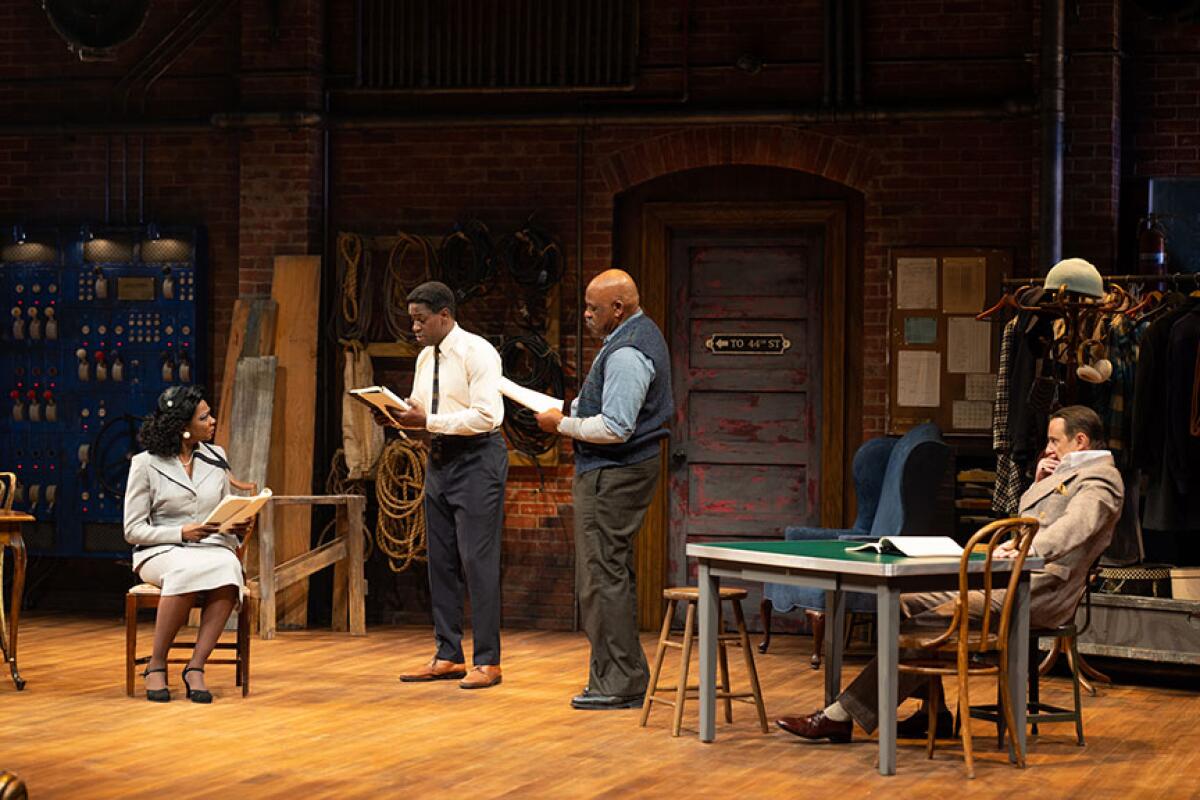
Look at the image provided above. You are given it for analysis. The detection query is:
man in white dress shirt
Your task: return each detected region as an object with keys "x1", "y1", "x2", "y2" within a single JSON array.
[{"x1": 377, "y1": 281, "x2": 507, "y2": 690}]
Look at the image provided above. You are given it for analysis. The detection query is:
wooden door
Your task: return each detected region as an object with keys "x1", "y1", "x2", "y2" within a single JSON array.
[{"x1": 667, "y1": 234, "x2": 824, "y2": 587}]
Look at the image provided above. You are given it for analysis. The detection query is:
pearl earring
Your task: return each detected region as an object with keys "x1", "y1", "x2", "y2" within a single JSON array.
[{"x1": 183, "y1": 431, "x2": 191, "y2": 440}]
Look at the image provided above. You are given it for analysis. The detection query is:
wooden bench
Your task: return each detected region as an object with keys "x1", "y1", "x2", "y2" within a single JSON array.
[{"x1": 250, "y1": 494, "x2": 367, "y2": 640}]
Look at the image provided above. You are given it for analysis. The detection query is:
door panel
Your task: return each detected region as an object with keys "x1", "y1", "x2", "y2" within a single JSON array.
[
  {"x1": 688, "y1": 246, "x2": 809, "y2": 297},
  {"x1": 686, "y1": 392, "x2": 811, "y2": 464},
  {"x1": 669, "y1": 236, "x2": 823, "y2": 584},
  {"x1": 686, "y1": 464, "x2": 814, "y2": 537}
]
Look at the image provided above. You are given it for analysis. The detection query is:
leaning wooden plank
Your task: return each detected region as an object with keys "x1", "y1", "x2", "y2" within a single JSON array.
[
  {"x1": 268, "y1": 255, "x2": 321, "y2": 629},
  {"x1": 228, "y1": 356, "x2": 277, "y2": 490},
  {"x1": 227, "y1": 355, "x2": 277, "y2": 582},
  {"x1": 242, "y1": 298, "x2": 278, "y2": 358},
  {"x1": 214, "y1": 299, "x2": 253, "y2": 450}
]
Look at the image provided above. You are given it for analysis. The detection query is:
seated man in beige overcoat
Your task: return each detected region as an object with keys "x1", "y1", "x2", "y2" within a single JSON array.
[{"x1": 778, "y1": 405, "x2": 1124, "y2": 742}]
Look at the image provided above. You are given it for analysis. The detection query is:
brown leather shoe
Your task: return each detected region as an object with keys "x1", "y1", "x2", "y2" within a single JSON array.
[
  {"x1": 399, "y1": 657, "x2": 467, "y2": 682},
  {"x1": 776, "y1": 711, "x2": 853, "y2": 743},
  {"x1": 459, "y1": 665, "x2": 502, "y2": 689}
]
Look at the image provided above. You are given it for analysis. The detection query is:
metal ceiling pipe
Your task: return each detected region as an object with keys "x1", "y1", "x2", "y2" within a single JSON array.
[
  {"x1": 326, "y1": 102, "x2": 1035, "y2": 129},
  {"x1": 851, "y1": 0, "x2": 863, "y2": 106},
  {"x1": 0, "y1": 121, "x2": 212, "y2": 134},
  {"x1": 822, "y1": 0, "x2": 833, "y2": 106},
  {"x1": 1039, "y1": 0, "x2": 1065, "y2": 272},
  {"x1": 834, "y1": 0, "x2": 845, "y2": 106},
  {"x1": 210, "y1": 112, "x2": 325, "y2": 129},
  {"x1": 0, "y1": 101, "x2": 1035, "y2": 135}
]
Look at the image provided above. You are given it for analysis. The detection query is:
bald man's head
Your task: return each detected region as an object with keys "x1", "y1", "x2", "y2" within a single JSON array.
[{"x1": 584, "y1": 269, "x2": 642, "y2": 337}]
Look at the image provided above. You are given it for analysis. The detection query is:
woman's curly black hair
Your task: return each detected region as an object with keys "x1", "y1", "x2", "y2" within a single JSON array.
[{"x1": 138, "y1": 385, "x2": 208, "y2": 457}]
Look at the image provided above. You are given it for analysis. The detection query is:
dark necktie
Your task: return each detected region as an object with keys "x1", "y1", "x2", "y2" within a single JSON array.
[{"x1": 431, "y1": 346, "x2": 440, "y2": 414}]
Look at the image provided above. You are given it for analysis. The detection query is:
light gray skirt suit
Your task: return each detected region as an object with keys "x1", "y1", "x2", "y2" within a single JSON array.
[{"x1": 123, "y1": 445, "x2": 244, "y2": 596}]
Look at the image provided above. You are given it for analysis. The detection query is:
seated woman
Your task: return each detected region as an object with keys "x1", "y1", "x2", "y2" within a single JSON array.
[{"x1": 123, "y1": 385, "x2": 250, "y2": 704}]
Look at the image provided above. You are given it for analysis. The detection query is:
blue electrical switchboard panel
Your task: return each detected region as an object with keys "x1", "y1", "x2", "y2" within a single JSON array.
[{"x1": 0, "y1": 224, "x2": 206, "y2": 557}]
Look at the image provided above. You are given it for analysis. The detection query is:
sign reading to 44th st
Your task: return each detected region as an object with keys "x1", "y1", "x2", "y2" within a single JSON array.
[{"x1": 704, "y1": 333, "x2": 792, "y2": 355}]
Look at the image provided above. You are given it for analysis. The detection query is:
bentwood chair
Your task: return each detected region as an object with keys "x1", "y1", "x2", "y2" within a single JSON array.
[
  {"x1": 0, "y1": 769, "x2": 27, "y2": 800},
  {"x1": 896, "y1": 516, "x2": 1039, "y2": 778}
]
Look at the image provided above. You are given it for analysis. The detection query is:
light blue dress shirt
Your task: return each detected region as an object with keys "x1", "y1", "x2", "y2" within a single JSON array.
[{"x1": 562, "y1": 310, "x2": 656, "y2": 444}]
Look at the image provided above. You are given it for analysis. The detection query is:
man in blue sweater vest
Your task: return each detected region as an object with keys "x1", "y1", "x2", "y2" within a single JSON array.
[{"x1": 537, "y1": 269, "x2": 674, "y2": 710}]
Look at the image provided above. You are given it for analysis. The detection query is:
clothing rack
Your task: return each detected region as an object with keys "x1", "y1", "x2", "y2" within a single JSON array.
[{"x1": 1001, "y1": 272, "x2": 1200, "y2": 287}]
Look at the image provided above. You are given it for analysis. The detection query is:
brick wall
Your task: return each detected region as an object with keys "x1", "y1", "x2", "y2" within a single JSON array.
[
  {"x1": 238, "y1": 129, "x2": 324, "y2": 295},
  {"x1": 3, "y1": 0, "x2": 1196, "y2": 629},
  {"x1": 1128, "y1": 9, "x2": 1200, "y2": 178}
]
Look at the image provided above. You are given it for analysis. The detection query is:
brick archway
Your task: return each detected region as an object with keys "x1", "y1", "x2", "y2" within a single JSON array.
[{"x1": 599, "y1": 126, "x2": 878, "y2": 194}]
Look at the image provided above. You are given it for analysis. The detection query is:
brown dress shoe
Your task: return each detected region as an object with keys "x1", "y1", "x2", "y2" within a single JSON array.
[
  {"x1": 399, "y1": 657, "x2": 467, "y2": 682},
  {"x1": 459, "y1": 665, "x2": 502, "y2": 689},
  {"x1": 776, "y1": 711, "x2": 853, "y2": 743}
]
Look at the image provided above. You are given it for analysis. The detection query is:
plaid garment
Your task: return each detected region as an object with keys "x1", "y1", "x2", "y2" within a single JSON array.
[{"x1": 993, "y1": 317, "x2": 1024, "y2": 515}]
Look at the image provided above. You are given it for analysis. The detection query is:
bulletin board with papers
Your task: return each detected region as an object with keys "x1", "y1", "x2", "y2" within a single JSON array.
[{"x1": 887, "y1": 247, "x2": 1010, "y2": 436}]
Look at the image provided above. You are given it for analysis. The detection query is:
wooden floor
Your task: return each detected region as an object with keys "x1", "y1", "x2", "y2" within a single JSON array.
[{"x1": 2, "y1": 614, "x2": 1198, "y2": 799}]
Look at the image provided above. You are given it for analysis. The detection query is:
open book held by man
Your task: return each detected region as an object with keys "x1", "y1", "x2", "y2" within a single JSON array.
[{"x1": 348, "y1": 386, "x2": 412, "y2": 426}]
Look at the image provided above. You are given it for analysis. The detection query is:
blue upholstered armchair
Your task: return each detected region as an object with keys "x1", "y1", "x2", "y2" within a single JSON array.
[{"x1": 759, "y1": 423, "x2": 950, "y2": 667}]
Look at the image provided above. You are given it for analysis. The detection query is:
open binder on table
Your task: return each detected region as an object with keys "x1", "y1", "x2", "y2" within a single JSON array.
[{"x1": 846, "y1": 536, "x2": 963, "y2": 558}]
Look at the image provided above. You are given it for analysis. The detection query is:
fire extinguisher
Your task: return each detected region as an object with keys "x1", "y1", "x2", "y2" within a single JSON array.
[{"x1": 1138, "y1": 214, "x2": 1168, "y2": 279}]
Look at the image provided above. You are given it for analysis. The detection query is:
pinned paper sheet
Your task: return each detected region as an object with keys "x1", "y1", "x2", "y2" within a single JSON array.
[
  {"x1": 896, "y1": 258, "x2": 938, "y2": 310},
  {"x1": 947, "y1": 317, "x2": 991, "y2": 374},
  {"x1": 499, "y1": 377, "x2": 564, "y2": 414},
  {"x1": 942, "y1": 257, "x2": 986, "y2": 313},
  {"x1": 964, "y1": 373, "x2": 996, "y2": 402},
  {"x1": 904, "y1": 316, "x2": 937, "y2": 345},
  {"x1": 896, "y1": 350, "x2": 941, "y2": 407},
  {"x1": 953, "y1": 400, "x2": 992, "y2": 430}
]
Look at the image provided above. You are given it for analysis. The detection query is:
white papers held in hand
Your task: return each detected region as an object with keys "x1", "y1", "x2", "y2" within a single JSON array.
[
  {"x1": 846, "y1": 536, "x2": 963, "y2": 558},
  {"x1": 498, "y1": 377, "x2": 563, "y2": 414},
  {"x1": 202, "y1": 488, "x2": 273, "y2": 532},
  {"x1": 349, "y1": 386, "x2": 412, "y2": 425}
]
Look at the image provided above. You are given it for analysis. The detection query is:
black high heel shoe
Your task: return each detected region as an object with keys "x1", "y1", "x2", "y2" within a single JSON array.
[
  {"x1": 142, "y1": 667, "x2": 170, "y2": 703},
  {"x1": 182, "y1": 667, "x2": 213, "y2": 704}
]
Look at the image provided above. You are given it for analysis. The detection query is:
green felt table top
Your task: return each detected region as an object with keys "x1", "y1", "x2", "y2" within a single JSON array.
[{"x1": 697, "y1": 539, "x2": 986, "y2": 565}]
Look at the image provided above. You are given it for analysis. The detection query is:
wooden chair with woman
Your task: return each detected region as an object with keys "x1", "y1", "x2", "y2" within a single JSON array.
[{"x1": 122, "y1": 385, "x2": 258, "y2": 704}]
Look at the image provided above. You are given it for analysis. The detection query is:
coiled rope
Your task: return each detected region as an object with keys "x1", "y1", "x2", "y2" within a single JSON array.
[
  {"x1": 383, "y1": 233, "x2": 436, "y2": 342},
  {"x1": 335, "y1": 232, "x2": 374, "y2": 341},
  {"x1": 316, "y1": 448, "x2": 374, "y2": 560},
  {"x1": 374, "y1": 438, "x2": 428, "y2": 573},
  {"x1": 439, "y1": 219, "x2": 496, "y2": 306},
  {"x1": 497, "y1": 222, "x2": 563, "y2": 291},
  {"x1": 499, "y1": 333, "x2": 564, "y2": 459}
]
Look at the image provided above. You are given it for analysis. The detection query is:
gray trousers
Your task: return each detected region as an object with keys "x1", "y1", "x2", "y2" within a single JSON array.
[
  {"x1": 573, "y1": 454, "x2": 661, "y2": 697},
  {"x1": 838, "y1": 589, "x2": 1005, "y2": 733},
  {"x1": 424, "y1": 434, "x2": 508, "y2": 666}
]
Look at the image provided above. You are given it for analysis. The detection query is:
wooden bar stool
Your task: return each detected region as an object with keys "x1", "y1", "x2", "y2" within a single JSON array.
[{"x1": 640, "y1": 586, "x2": 768, "y2": 737}]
